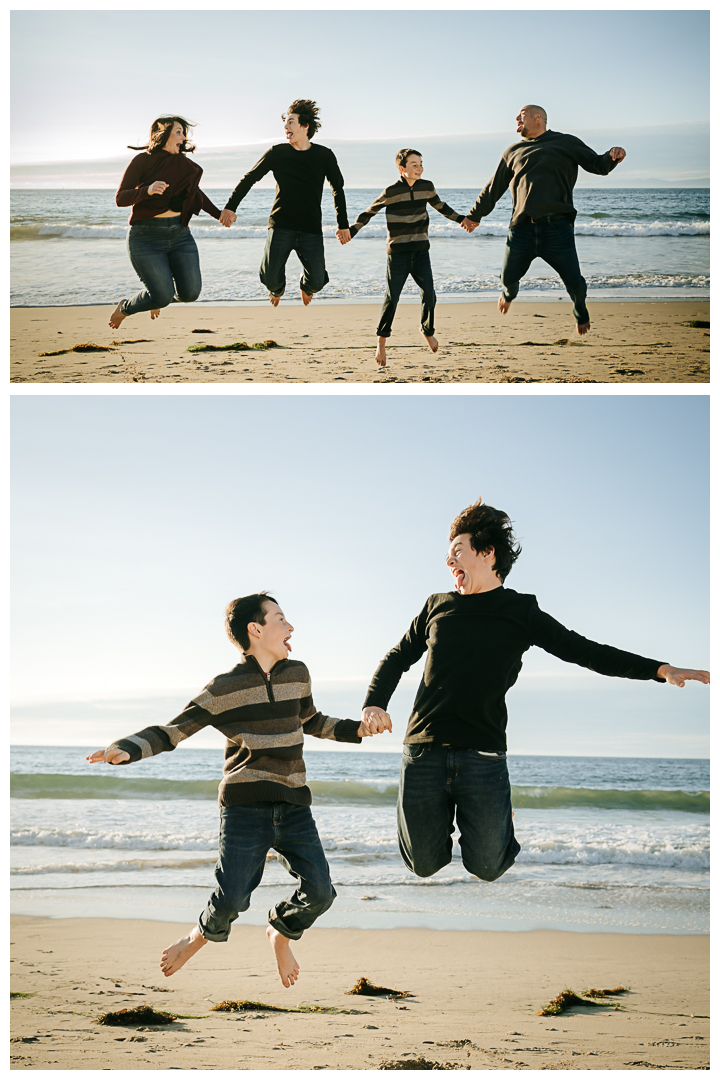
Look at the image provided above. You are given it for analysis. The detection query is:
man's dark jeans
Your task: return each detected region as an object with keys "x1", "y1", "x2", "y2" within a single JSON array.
[
  {"x1": 259, "y1": 227, "x2": 329, "y2": 297},
  {"x1": 377, "y1": 249, "x2": 436, "y2": 338},
  {"x1": 198, "y1": 802, "x2": 335, "y2": 942},
  {"x1": 501, "y1": 217, "x2": 589, "y2": 325},
  {"x1": 122, "y1": 218, "x2": 202, "y2": 316},
  {"x1": 398, "y1": 745, "x2": 520, "y2": 881}
]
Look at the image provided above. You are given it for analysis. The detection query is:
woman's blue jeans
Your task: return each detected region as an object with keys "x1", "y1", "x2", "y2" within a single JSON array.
[
  {"x1": 259, "y1": 227, "x2": 329, "y2": 297},
  {"x1": 501, "y1": 217, "x2": 589, "y2": 325},
  {"x1": 198, "y1": 802, "x2": 336, "y2": 942},
  {"x1": 122, "y1": 217, "x2": 202, "y2": 316},
  {"x1": 398, "y1": 745, "x2": 520, "y2": 881}
]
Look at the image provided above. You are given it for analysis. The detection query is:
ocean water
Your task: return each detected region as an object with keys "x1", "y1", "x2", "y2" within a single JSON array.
[
  {"x1": 10, "y1": 748, "x2": 709, "y2": 935},
  {"x1": 10, "y1": 188, "x2": 709, "y2": 306}
]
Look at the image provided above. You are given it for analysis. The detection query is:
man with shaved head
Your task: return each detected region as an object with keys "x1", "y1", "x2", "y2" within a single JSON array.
[{"x1": 465, "y1": 106, "x2": 627, "y2": 335}]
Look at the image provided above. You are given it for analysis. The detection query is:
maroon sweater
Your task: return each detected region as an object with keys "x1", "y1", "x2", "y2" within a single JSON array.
[{"x1": 116, "y1": 150, "x2": 222, "y2": 227}]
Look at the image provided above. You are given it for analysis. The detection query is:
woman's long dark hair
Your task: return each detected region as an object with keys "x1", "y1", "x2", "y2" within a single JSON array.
[{"x1": 128, "y1": 115, "x2": 197, "y2": 155}]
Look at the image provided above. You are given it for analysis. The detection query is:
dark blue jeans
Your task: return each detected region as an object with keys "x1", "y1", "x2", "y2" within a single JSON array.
[
  {"x1": 377, "y1": 249, "x2": 436, "y2": 338},
  {"x1": 501, "y1": 218, "x2": 589, "y2": 325},
  {"x1": 259, "y1": 227, "x2": 329, "y2": 297},
  {"x1": 198, "y1": 802, "x2": 335, "y2": 942},
  {"x1": 398, "y1": 745, "x2": 520, "y2": 881},
  {"x1": 122, "y1": 217, "x2": 202, "y2": 316}
]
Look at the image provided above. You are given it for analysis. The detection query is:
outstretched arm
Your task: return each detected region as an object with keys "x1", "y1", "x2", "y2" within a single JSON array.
[
  {"x1": 467, "y1": 157, "x2": 512, "y2": 223},
  {"x1": 570, "y1": 135, "x2": 626, "y2": 176},
  {"x1": 363, "y1": 601, "x2": 431, "y2": 715},
  {"x1": 224, "y1": 148, "x2": 274, "y2": 213},
  {"x1": 656, "y1": 664, "x2": 709, "y2": 687},
  {"x1": 85, "y1": 702, "x2": 213, "y2": 765},
  {"x1": 339, "y1": 189, "x2": 390, "y2": 244}
]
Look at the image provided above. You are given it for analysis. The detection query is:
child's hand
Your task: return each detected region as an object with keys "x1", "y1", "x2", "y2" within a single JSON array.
[
  {"x1": 86, "y1": 747, "x2": 131, "y2": 764},
  {"x1": 461, "y1": 217, "x2": 478, "y2": 233},
  {"x1": 336, "y1": 228, "x2": 351, "y2": 245},
  {"x1": 358, "y1": 707, "x2": 392, "y2": 737}
]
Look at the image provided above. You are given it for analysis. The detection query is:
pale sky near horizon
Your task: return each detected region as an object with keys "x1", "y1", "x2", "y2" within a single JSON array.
[
  {"x1": 11, "y1": 10, "x2": 709, "y2": 164},
  {"x1": 11, "y1": 394, "x2": 710, "y2": 756}
]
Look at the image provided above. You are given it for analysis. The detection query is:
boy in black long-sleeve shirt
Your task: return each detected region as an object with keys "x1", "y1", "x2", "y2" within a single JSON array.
[
  {"x1": 220, "y1": 99, "x2": 348, "y2": 306},
  {"x1": 362, "y1": 497, "x2": 709, "y2": 885}
]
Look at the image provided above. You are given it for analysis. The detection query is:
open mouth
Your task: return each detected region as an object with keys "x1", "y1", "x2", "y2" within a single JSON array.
[
  {"x1": 452, "y1": 569, "x2": 466, "y2": 590},
  {"x1": 284, "y1": 635, "x2": 292, "y2": 653}
]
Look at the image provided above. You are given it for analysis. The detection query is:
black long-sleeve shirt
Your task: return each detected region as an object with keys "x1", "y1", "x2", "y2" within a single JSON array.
[
  {"x1": 467, "y1": 129, "x2": 620, "y2": 226},
  {"x1": 363, "y1": 588, "x2": 665, "y2": 752},
  {"x1": 224, "y1": 142, "x2": 349, "y2": 233}
]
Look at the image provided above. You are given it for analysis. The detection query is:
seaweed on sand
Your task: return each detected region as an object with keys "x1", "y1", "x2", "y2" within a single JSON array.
[
  {"x1": 210, "y1": 999, "x2": 367, "y2": 1015},
  {"x1": 95, "y1": 1005, "x2": 178, "y2": 1026},
  {"x1": 378, "y1": 1057, "x2": 469, "y2": 1070},
  {"x1": 346, "y1": 977, "x2": 414, "y2": 999},
  {"x1": 537, "y1": 986, "x2": 628, "y2": 1016},
  {"x1": 187, "y1": 339, "x2": 281, "y2": 353},
  {"x1": 38, "y1": 342, "x2": 113, "y2": 356}
]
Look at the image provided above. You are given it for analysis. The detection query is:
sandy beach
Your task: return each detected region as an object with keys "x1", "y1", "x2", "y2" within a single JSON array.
[
  {"x1": 10, "y1": 300, "x2": 709, "y2": 384},
  {"x1": 10, "y1": 916, "x2": 708, "y2": 1070}
]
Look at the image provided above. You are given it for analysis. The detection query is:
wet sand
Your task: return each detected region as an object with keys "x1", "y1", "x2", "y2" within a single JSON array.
[
  {"x1": 10, "y1": 300, "x2": 709, "y2": 383},
  {"x1": 10, "y1": 916, "x2": 709, "y2": 1070}
]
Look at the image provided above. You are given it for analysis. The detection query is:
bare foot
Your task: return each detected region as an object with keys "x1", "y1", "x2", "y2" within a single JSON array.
[
  {"x1": 422, "y1": 332, "x2": 439, "y2": 353},
  {"x1": 375, "y1": 337, "x2": 387, "y2": 367},
  {"x1": 269, "y1": 293, "x2": 281, "y2": 308},
  {"x1": 266, "y1": 925, "x2": 299, "y2": 987},
  {"x1": 150, "y1": 309, "x2": 161, "y2": 320},
  {"x1": 109, "y1": 301, "x2": 127, "y2": 330},
  {"x1": 160, "y1": 926, "x2": 207, "y2": 977},
  {"x1": 300, "y1": 288, "x2": 313, "y2": 306},
  {"x1": 577, "y1": 321, "x2": 591, "y2": 336},
  {"x1": 498, "y1": 295, "x2": 512, "y2": 315}
]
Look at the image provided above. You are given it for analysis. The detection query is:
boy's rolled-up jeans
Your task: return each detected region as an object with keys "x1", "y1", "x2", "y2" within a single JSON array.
[
  {"x1": 501, "y1": 216, "x2": 589, "y2": 326},
  {"x1": 259, "y1": 227, "x2": 329, "y2": 297},
  {"x1": 377, "y1": 249, "x2": 436, "y2": 338},
  {"x1": 198, "y1": 802, "x2": 335, "y2": 942},
  {"x1": 397, "y1": 744, "x2": 520, "y2": 881}
]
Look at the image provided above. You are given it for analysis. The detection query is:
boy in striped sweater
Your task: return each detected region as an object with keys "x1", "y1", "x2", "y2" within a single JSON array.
[
  {"x1": 337, "y1": 149, "x2": 475, "y2": 367},
  {"x1": 87, "y1": 592, "x2": 391, "y2": 987}
]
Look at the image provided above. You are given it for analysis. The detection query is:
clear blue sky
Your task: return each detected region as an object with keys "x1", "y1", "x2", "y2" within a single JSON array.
[
  {"x1": 11, "y1": 394, "x2": 709, "y2": 755},
  {"x1": 11, "y1": 10, "x2": 709, "y2": 163}
]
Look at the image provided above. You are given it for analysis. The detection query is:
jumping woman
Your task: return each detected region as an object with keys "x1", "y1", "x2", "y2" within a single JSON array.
[{"x1": 110, "y1": 115, "x2": 228, "y2": 330}]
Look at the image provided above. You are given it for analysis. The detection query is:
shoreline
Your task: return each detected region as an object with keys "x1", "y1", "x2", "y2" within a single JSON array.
[
  {"x1": 10, "y1": 916, "x2": 709, "y2": 1070},
  {"x1": 11, "y1": 299, "x2": 710, "y2": 383}
]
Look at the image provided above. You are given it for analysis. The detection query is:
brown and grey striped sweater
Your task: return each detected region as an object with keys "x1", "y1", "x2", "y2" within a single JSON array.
[
  {"x1": 349, "y1": 177, "x2": 465, "y2": 252},
  {"x1": 108, "y1": 656, "x2": 361, "y2": 807}
]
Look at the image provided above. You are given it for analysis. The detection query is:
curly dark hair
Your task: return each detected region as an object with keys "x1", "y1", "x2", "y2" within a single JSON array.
[
  {"x1": 448, "y1": 497, "x2": 521, "y2": 582},
  {"x1": 282, "y1": 99, "x2": 321, "y2": 139},
  {"x1": 396, "y1": 148, "x2": 422, "y2": 168},
  {"x1": 225, "y1": 591, "x2": 278, "y2": 652},
  {"x1": 128, "y1": 115, "x2": 197, "y2": 155}
]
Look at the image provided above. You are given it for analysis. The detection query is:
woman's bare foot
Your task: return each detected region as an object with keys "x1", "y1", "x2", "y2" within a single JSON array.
[
  {"x1": 300, "y1": 287, "x2": 313, "y2": 306},
  {"x1": 422, "y1": 332, "x2": 439, "y2": 353},
  {"x1": 577, "y1": 321, "x2": 591, "y2": 336},
  {"x1": 269, "y1": 293, "x2": 281, "y2": 307},
  {"x1": 498, "y1": 295, "x2": 512, "y2": 314},
  {"x1": 160, "y1": 925, "x2": 207, "y2": 977},
  {"x1": 150, "y1": 309, "x2": 161, "y2": 320},
  {"x1": 266, "y1": 925, "x2": 299, "y2": 987},
  {"x1": 375, "y1": 338, "x2": 387, "y2": 367},
  {"x1": 109, "y1": 302, "x2": 127, "y2": 330}
]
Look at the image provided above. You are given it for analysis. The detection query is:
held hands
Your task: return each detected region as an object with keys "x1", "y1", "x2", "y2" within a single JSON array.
[
  {"x1": 336, "y1": 229, "x2": 351, "y2": 245},
  {"x1": 461, "y1": 217, "x2": 479, "y2": 233},
  {"x1": 148, "y1": 181, "x2": 169, "y2": 196},
  {"x1": 219, "y1": 209, "x2": 236, "y2": 228},
  {"x1": 609, "y1": 147, "x2": 626, "y2": 162},
  {"x1": 86, "y1": 747, "x2": 131, "y2": 765},
  {"x1": 657, "y1": 664, "x2": 710, "y2": 688},
  {"x1": 358, "y1": 706, "x2": 392, "y2": 738}
]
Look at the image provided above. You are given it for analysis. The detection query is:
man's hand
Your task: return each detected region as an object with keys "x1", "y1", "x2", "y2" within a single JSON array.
[
  {"x1": 461, "y1": 217, "x2": 479, "y2": 233},
  {"x1": 148, "y1": 181, "x2": 169, "y2": 196},
  {"x1": 336, "y1": 228, "x2": 351, "y2": 245},
  {"x1": 358, "y1": 706, "x2": 392, "y2": 737},
  {"x1": 219, "y1": 209, "x2": 236, "y2": 228},
  {"x1": 657, "y1": 664, "x2": 710, "y2": 687},
  {"x1": 608, "y1": 147, "x2": 626, "y2": 162},
  {"x1": 86, "y1": 747, "x2": 131, "y2": 764}
]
